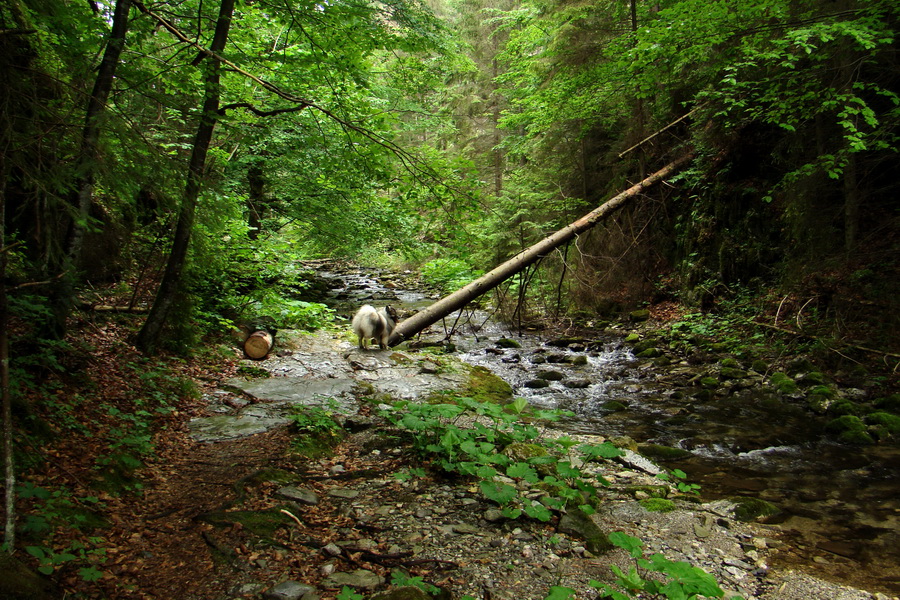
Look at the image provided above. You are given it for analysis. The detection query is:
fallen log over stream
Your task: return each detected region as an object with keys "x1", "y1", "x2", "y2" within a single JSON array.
[{"x1": 388, "y1": 153, "x2": 694, "y2": 346}]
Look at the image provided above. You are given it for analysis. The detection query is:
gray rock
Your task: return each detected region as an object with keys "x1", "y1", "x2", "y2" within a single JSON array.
[
  {"x1": 450, "y1": 523, "x2": 480, "y2": 535},
  {"x1": 557, "y1": 508, "x2": 613, "y2": 555},
  {"x1": 563, "y1": 379, "x2": 592, "y2": 389},
  {"x1": 484, "y1": 509, "x2": 505, "y2": 522},
  {"x1": 263, "y1": 581, "x2": 316, "y2": 600},
  {"x1": 277, "y1": 486, "x2": 319, "y2": 505},
  {"x1": 536, "y1": 370, "x2": 565, "y2": 381},
  {"x1": 524, "y1": 379, "x2": 550, "y2": 389},
  {"x1": 614, "y1": 449, "x2": 663, "y2": 475},
  {"x1": 321, "y1": 569, "x2": 385, "y2": 590},
  {"x1": 328, "y1": 489, "x2": 360, "y2": 500}
]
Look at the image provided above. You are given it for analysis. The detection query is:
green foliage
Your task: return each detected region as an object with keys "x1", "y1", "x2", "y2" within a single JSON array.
[
  {"x1": 17, "y1": 483, "x2": 108, "y2": 580},
  {"x1": 337, "y1": 586, "x2": 364, "y2": 600},
  {"x1": 390, "y1": 571, "x2": 441, "y2": 595},
  {"x1": 289, "y1": 405, "x2": 344, "y2": 456},
  {"x1": 381, "y1": 395, "x2": 622, "y2": 522},
  {"x1": 656, "y1": 469, "x2": 701, "y2": 495},
  {"x1": 592, "y1": 532, "x2": 745, "y2": 600},
  {"x1": 420, "y1": 258, "x2": 484, "y2": 293}
]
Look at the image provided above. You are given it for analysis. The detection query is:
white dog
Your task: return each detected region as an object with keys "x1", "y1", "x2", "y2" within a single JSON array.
[{"x1": 352, "y1": 305, "x2": 398, "y2": 350}]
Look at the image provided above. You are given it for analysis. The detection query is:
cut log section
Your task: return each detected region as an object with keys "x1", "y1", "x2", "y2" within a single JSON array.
[{"x1": 244, "y1": 330, "x2": 274, "y2": 359}]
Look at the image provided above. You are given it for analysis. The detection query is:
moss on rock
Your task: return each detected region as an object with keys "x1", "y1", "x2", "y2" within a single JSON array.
[
  {"x1": 769, "y1": 372, "x2": 798, "y2": 394},
  {"x1": 730, "y1": 496, "x2": 781, "y2": 522},
  {"x1": 637, "y1": 444, "x2": 693, "y2": 461},
  {"x1": 464, "y1": 365, "x2": 513, "y2": 404},
  {"x1": 640, "y1": 497, "x2": 676, "y2": 513}
]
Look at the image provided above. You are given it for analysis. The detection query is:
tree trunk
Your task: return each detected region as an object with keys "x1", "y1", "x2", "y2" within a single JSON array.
[
  {"x1": 388, "y1": 154, "x2": 694, "y2": 346},
  {"x1": 47, "y1": 0, "x2": 132, "y2": 338},
  {"x1": 1, "y1": 173, "x2": 14, "y2": 551},
  {"x1": 247, "y1": 164, "x2": 264, "y2": 240},
  {"x1": 136, "y1": 0, "x2": 235, "y2": 353}
]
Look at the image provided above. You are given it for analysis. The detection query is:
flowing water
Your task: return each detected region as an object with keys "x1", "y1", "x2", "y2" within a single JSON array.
[{"x1": 311, "y1": 264, "x2": 900, "y2": 595}]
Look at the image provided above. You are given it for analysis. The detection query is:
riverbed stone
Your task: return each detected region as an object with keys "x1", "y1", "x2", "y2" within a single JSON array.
[
  {"x1": 536, "y1": 370, "x2": 565, "y2": 381},
  {"x1": 524, "y1": 379, "x2": 550, "y2": 389},
  {"x1": 557, "y1": 508, "x2": 613, "y2": 555},
  {"x1": 563, "y1": 379, "x2": 592, "y2": 389},
  {"x1": 322, "y1": 569, "x2": 385, "y2": 589},
  {"x1": 263, "y1": 581, "x2": 316, "y2": 600},
  {"x1": 720, "y1": 367, "x2": 748, "y2": 380},
  {"x1": 277, "y1": 486, "x2": 319, "y2": 505},
  {"x1": 630, "y1": 309, "x2": 650, "y2": 322},
  {"x1": 730, "y1": 496, "x2": 782, "y2": 522}
]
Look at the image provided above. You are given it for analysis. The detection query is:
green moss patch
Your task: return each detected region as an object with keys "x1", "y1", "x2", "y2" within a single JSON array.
[
  {"x1": 640, "y1": 498, "x2": 676, "y2": 513},
  {"x1": 464, "y1": 365, "x2": 513, "y2": 404},
  {"x1": 200, "y1": 508, "x2": 294, "y2": 537}
]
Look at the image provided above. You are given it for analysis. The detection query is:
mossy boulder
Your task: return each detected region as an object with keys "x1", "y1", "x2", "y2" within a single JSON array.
[
  {"x1": 720, "y1": 367, "x2": 748, "y2": 380},
  {"x1": 636, "y1": 347, "x2": 662, "y2": 358},
  {"x1": 504, "y1": 442, "x2": 551, "y2": 463},
  {"x1": 200, "y1": 508, "x2": 294, "y2": 537},
  {"x1": 524, "y1": 379, "x2": 550, "y2": 389},
  {"x1": 632, "y1": 339, "x2": 658, "y2": 354},
  {"x1": 370, "y1": 586, "x2": 436, "y2": 600},
  {"x1": 700, "y1": 376, "x2": 719, "y2": 388},
  {"x1": 536, "y1": 370, "x2": 565, "y2": 381},
  {"x1": 825, "y1": 415, "x2": 874, "y2": 445},
  {"x1": 571, "y1": 355, "x2": 589, "y2": 366},
  {"x1": 464, "y1": 365, "x2": 513, "y2": 404},
  {"x1": 630, "y1": 309, "x2": 651, "y2": 322},
  {"x1": 496, "y1": 338, "x2": 521, "y2": 349},
  {"x1": 828, "y1": 400, "x2": 862, "y2": 416},
  {"x1": 609, "y1": 436, "x2": 639, "y2": 452},
  {"x1": 769, "y1": 372, "x2": 799, "y2": 394},
  {"x1": 730, "y1": 496, "x2": 781, "y2": 522},
  {"x1": 0, "y1": 555, "x2": 59, "y2": 600},
  {"x1": 638, "y1": 444, "x2": 693, "y2": 461},
  {"x1": 720, "y1": 358, "x2": 741, "y2": 369},
  {"x1": 750, "y1": 359, "x2": 769, "y2": 374},
  {"x1": 875, "y1": 394, "x2": 900, "y2": 414},
  {"x1": 865, "y1": 412, "x2": 900, "y2": 436},
  {"x1": 557, "y1": 508, "x2": 614, "y2": 555},
  {"x1": 798, "y1": 371, "x2": 827, "y2": 386},
  {"x1": 601, "y1": 400, "x2": 628, "y2": 412},
  {"x1": 786, "y1": 357, "x2": 815, "y2": 376},
  {"x1": 624, "y1": 333, "x2": 641, "y2": 343}
]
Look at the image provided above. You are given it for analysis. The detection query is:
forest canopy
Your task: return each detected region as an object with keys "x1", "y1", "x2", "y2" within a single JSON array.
[{"x1": 1, "y1": 0, "x2": 897, "y2": 346}]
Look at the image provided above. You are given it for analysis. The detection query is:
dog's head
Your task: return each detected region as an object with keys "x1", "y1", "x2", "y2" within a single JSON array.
[{"x1": 384, "y1": 305, "x2": 399, "y2": 321}]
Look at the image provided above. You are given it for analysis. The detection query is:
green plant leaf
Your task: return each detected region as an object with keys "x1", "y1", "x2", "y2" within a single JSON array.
[
  {"x1": 480, "y1": 480, "x2": 517, "y2": 506},
  {"x1": 544, "y1": 586, "x2": 577, "y2": 600}
]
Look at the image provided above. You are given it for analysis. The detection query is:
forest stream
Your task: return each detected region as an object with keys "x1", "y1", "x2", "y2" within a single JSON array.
[{"x1": 191, "y1": 265, "x2": 900, "y2": 596}]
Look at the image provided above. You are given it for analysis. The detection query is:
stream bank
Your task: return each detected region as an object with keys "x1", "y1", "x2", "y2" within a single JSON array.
[{"x1": 174, "y1": 326, "x2": 893, "y2": 600}]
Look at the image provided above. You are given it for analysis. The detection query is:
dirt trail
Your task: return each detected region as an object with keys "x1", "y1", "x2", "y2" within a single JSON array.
[{"x1": 100, "y1": 428, "x2": 296, "y2": 599}]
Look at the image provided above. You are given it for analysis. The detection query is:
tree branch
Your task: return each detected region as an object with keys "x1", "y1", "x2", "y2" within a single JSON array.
[
  {"x1": 217, "y1": 102, "x2": 310, "y2": 117},
  {"x1": 619, "y1": 104, "x2": 705, "y2": 158}
]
